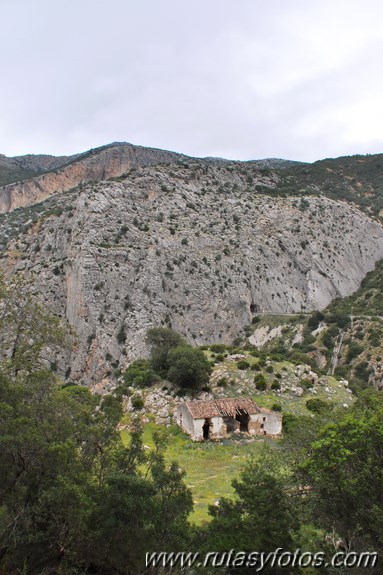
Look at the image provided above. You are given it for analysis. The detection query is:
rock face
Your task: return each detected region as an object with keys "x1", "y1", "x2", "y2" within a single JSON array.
[
  {"x1": 3, "y1": 157, "x2": 383, "y2": 388},
  {"x1": 0, "y1": 143, "x2": 185, "y2": 213},
  {"x1": 0, "y1": 152, "x2": 82, "y2": 187}
]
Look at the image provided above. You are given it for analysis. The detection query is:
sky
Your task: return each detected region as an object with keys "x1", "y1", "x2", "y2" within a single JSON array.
[{"x1": 1, "y1": 0, "x2": 383, "y2": 162}]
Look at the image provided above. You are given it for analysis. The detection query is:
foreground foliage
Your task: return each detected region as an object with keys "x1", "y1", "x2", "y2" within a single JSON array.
[
  {"x1": 1, "y1": 280, "x2": 382, "y2": 574},
  {"x1": 0, "y1": 283, "x2": 192, "y2": 575}
]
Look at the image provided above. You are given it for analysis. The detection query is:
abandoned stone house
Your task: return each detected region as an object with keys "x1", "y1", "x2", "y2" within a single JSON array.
[{"x1": 175, "y1": 397, "x2": 282, "y2": 441}]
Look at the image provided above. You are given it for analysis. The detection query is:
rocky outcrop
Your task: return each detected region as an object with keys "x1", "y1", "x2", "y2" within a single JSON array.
[
  {"x1": 0, "y1": 143, "x2": 185, "y2": 213},
  {"x1": 4, "y1": 158, "x2": 383, "y2": 387}
]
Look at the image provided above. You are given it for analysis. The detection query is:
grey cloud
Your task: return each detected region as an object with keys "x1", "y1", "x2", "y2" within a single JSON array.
[{"x1": 1, "y1": 0, "x2": 383, "y2": 161}]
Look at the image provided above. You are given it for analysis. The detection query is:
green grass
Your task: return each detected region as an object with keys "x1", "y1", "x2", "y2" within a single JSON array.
[
  {"x1": 253, "y1": 379, "x2": 352, "y2": 416},
  {"x1": 121, "y1": 422, "x2": 267, "y2": 524},
  {"x1": 119, "y1": 336, "x2": 356, "y2": 525}
]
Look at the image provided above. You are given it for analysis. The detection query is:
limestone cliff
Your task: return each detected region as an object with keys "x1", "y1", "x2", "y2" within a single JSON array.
[
  {"x1": 3, "y1": 158, "x2": 383, "y2": 389},
  {"x1": 0, "y1": 143, "x2": 185, "y2": 213}
]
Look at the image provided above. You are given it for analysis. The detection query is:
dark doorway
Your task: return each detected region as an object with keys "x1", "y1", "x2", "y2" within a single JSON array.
[
  {"x1": 235, "y1": 411, "x2": 250, "y2": 432},
  {"x1": 203, "y1": 419, "x2": 211, "y2": 440},
  {"x1": 224, "y1": 417, "x2": 237, "y2": 434}
]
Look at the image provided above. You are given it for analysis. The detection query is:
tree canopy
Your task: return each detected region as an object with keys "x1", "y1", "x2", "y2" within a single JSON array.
[
  {"x1": 146, "y1": 327, "x2": 211, "y2": 390},
  {"x1": 146, "y1": 326, "x2": 186, "y2": 375},
  {"x1": 167, "y1": 345, "x2": 212, "y2": 390},
  {"x1": 298, "y1": 391, "x2": 383, "y2": 554},
  {"x1": 0, "y1": 281, "x2": 193, "y2": 574}
]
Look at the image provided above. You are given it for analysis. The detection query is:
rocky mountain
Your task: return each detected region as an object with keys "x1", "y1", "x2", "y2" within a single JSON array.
[
  {"x1": 0, "y1": 142, "x2": 188, "y2": 213},
  {"x1": 0, "y1": 151, "x2": 82, "y2": 187},
  {"x1": 1, "y1": 145, "x2": 383, "y2": 389}
]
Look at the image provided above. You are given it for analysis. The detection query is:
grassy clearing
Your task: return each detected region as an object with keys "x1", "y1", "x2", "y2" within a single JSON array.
[
  {"x1": 121, "y1": 422, "x2": 269, "y2": 524},
  {"x1": 120, "y1": 350, "x2": 354, "y2": 525}
]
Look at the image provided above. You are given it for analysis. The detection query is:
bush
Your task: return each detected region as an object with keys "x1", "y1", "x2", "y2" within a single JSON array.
[
  {"x1": 271, "y1": 403, "x2": 282, "y2": 412},
  {"x1": 271, "y1": 380, "x2": 281, "y2": 390},
  {"x1": 123, "y1": 359, "x2": 161, "y2": 388},
  {"x1": 217, "y1": 377, "x2": 228, "y2": 387},
  {"x1": 215, "y1": 354, "x2": 225, "y2": 363},
  {"x1": 146, "y1": 327, "x2": 186, "y2": 375},
  {"x1": 117, "y1": 325, "x2": 127, "y2": 344},
  {"x1": 256, "y1": 380, "x2": 267, "y2": 391},
  {"x1": 210, "y1": 343, "x2": 227, "y2": 353},
  {"x1": 307, "y1": 310, "x2": 324, "y2": 331},
  {"x1": 334, "y1": 365, "x2": 349, "y2": 378},
  {"x1": 326, "y1": 311, "x2": 350, "y2": 329},
  {"x1": 254, "y1": 373, "x2": 267, "y2": 391},
  {"x1": 201, "y1": 385, "x2": 212, "y2": 393},
  {"x1": 300, "y1": 379, "x2": 314, "y2": 390},
  {"x1": 305, "y1": 398, "x2": 331, "y2": 414},
  {"x1": 131, "y1": 396, "x2": 144, "y2": 410},
  {"x1": 237, "y1": 360, "x2": 250, "y2": 370},
  {"x1": 167, "y1": 345, "x2": 212, "y2": 390},
  {"x1": 346, "y1": 341, "x2": 364, "y2": 362},
  {"x1": 322, "y1": 330, "x2": 334, "y2": 349},
  {"x1": 354, "y1": 361, "x2": 370, "y2": 381},
  {"x1": 282, "y1": 413, "x2": 309, "y2": 434},
  {"x1": 266, "y1": 365, "x2": 274, "y2": 373}
]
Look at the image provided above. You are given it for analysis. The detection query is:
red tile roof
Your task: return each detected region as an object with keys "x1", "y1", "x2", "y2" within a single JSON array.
[{"x1": 184, "y1": 397, "x2": 262, "y2": 419}]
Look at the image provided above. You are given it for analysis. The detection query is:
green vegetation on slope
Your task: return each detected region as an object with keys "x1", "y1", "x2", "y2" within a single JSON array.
[
  {"x1": 1, "y1": 278, "x2": 383, "y2": 574},
  {"x1": 326, "y1": 258, "x2": 383, "y2": 317},
  {"x1": 121, "y1": 422, "x2": 267, "y2": 524},
  {"x1": 273, "y1": 153, "x2": 383, "y2": 218},
  {"x1": 0, "y1": 164, "x2": 41, "y2": 186}
]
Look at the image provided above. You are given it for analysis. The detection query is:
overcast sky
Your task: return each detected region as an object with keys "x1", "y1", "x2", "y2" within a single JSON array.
[{"x1": 1, "y1": 0, "x2": 383, "y2": 162}]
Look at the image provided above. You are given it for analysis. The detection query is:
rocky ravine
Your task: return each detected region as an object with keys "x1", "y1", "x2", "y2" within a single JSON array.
[{"x1": 3, "y1": 158, "x2": 383, "y2": 389}]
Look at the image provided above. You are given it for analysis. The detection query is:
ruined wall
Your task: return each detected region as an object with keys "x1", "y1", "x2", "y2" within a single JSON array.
[
  {"x1": 175, "y1": 403, "x2": 195, "y2": 437},
  {"x1": 263, "y1": 412, "x2": 282, "y2": 435},
  {"x1": 249, "y1": 413, "x2": 263, "y2": 435},
  {"x1": 209, "y1": 416, "x2": 225, "y2": 439},
  {"x1": 250, "y1": 412, "x2": 282, "y2": 436}
]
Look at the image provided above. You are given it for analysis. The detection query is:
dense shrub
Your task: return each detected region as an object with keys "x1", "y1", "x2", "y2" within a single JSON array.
[
  {"x1": 123, "y1": 359, "x2": 161, "y2": 388},
  {"x1": 217, "y1": 377, "x2": 228, "y2": 387},
  {"x1": 131, "y1": 396, "x2": 145, "y2": 410},
  {"x1": 256, "y1": 381, "x2": 267, "y2": 391},
  {"x1": 300, "y1": 379, "x2": 314, "y2": 390},
  {"x1": 346, "y1": 341, "x2": 364, "y2": 362},
  {"x1": 210, "y1": 343, "x2": 227, "y2": 353},
  {"x1": 306, "y1": 398, "x2": 332, "y2": 414},
  {"x1": 167, "y1": 345, "x2": 212, "y2": 390},
  {"x1": 117, "y1": 324, "x2": 127, "y2": 344},
  {"x1": 307, "y1": 310, "x2": 324, "y2": 331},
  {"x1": 146, "y1": 327, "x2": 186, "y2": 375},
  {"x1": 254, "y1": 373, "x2": 267, "y2": 390},
  {"x1": 271, "y1": 403, "x2": 282, "y2": 411},
  {"x1": 237, "y1": 360, "x2": 250, "y2": 370},
  {"x1": 322, "y1": 330, "x2": 334, "y2": 349}
]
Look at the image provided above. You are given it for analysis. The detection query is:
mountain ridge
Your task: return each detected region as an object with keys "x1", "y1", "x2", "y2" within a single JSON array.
[{"x1": 1, "y1": 153, "x2": 383, "y2": 388}]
